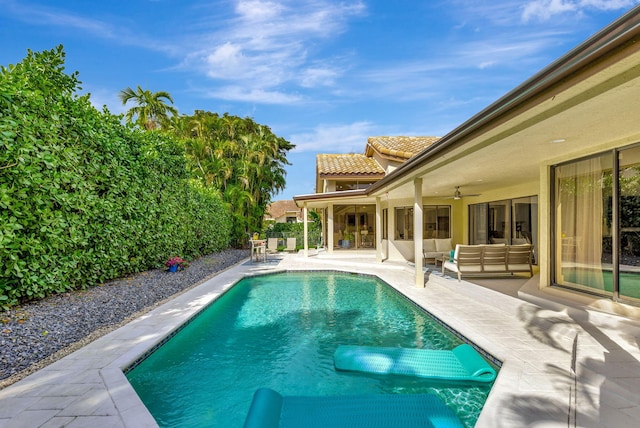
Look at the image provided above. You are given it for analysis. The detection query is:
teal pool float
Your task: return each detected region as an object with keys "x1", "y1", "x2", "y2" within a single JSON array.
[
  {"x1": 334, "y1": 343, "x2": 496, "y2": 383},
  {"x1": 243, "y1": 388, "x2": 464, "y2": 428}
]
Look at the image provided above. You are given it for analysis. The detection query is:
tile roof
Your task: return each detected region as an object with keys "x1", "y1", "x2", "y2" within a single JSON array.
[
  {"x1": 265, "y1": 200, "x2": 302, "y2": 220},
  {"x1": 317, "y1": 154, "x2": 385, "y2": 177},
  {"x1": 366, "y1": 136, "x2": 439, "y2": 160}
]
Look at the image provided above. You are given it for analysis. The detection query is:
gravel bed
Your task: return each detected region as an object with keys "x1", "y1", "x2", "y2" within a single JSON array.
[{"x1": 0, "y1": 249, "x2": 249, "y2": 388}]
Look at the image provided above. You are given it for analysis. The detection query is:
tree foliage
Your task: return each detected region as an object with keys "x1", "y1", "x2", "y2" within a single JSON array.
[
  {"x1": 168, "y1": 111, "x2": 295, "y2": 245},
  {"x1": 267, "y1": 220, "x2": 322, "y2": 249},
  {"x1": 119, "y1": 85, "x2": 178, "y2": 130},
  {"x1": 0, "y1": 46, "x2": 231, "y2": 309}
]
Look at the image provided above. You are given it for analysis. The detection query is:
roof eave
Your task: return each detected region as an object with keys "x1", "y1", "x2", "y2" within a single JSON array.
[
  {"x1": 294, "y1": 189, "x2": 368, "y2": 206},
  {"x1": 318, "y1": 173, "x2": 386, "y2": 180}
]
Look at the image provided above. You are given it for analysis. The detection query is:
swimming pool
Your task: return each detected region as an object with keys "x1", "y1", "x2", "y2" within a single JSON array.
[{"x1": 126, "y1": 271, "x2": 498, "y2": 427}]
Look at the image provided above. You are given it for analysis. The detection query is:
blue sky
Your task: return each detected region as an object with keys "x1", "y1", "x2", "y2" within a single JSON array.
[{"x1": 2, "y1": 0, "x2": 639, "y2": 200}]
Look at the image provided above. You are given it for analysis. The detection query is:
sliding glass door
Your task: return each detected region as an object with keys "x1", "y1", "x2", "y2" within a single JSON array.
[
  {"x1": 619, "y1": 146, "x2": 640, "y2": 300},
  {"x1": 554, "y1": 154, "x2": 613, "y2": 296},
  {"x1": 332, "y1": 204, "x2": 376, "y2": 249},
  {"x1": 553, "y1": 145, "x2": 640, "y2": 302}
]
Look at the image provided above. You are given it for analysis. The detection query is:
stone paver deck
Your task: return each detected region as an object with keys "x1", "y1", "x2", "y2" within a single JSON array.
[{"x1": 1, "y1": 251, "x2": 640, "y2": 427}]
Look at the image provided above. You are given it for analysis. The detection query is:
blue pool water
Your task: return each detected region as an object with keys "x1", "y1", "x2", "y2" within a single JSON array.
[{"x1": 126, "y1": 271, "x2": 497, "y2": 427}]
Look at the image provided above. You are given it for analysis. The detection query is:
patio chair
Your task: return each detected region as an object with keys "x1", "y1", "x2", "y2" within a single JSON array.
[
  {"x1": 266, "y1": 237, "x2": 279, "y2": 254},
  {"x1": 251, "y1": 240, "x2": 267, "y2": 262},
  {"x1": 256, "y1": 244, "x2": 267, "y2": 262},
  {"x1": 285, "y1": 237, "x2": 297, "y2": 252}
]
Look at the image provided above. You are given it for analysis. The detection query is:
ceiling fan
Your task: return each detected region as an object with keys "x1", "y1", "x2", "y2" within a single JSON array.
[{"x1": 446, "y1": 186, "x2": 481, "y2": 200}]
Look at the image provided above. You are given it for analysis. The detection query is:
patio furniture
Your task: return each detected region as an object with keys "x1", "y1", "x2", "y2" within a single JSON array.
[
  {"x1": 423, "y1": 238, "x2": 454, "y2": 265},
  {"x1": 266, "y1": 237, "x2": 279, "y2": 254},
  {"x1": 442, "y1": 244, "x2": 534, "y2": 281},
  {"x1": 250, "y1": 239, "x2": 267, "y2": 262},
  {"x1": 285, "y1": 237, "x2": 297, "y2": 252},
  {"x1": 334, "y1": 343, "x2": 496, "y2": 383},
  {"x1": 243, "y1": 388, "x2": 464, "y2": 428},
  {"x1": 360, "y1": 230, "x2": 373, "y2": 248}
]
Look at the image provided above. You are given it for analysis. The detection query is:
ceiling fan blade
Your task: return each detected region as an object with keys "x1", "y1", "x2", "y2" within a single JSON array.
[{"x1": 442, "y1": 187, "x2": 481, "y2": 199}]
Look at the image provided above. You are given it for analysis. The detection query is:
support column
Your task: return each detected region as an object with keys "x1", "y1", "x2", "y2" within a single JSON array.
[
  {"x1": 376, "y1": 197, "x2": 383, "y2": 262},
  {"x1": 303, "y1": 203, "x2": 309, "y2": 257},
  {"x1": 414, "y1": 178, "x2": 424, "y2": 288},
  {"x1": 327, "y1": 203, "x2": 334, "y2": 254}
]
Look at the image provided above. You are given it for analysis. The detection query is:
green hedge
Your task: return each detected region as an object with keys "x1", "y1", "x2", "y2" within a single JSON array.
[
  {"x1": 267, "y1": 220, "x2": 322, "y2": 248},
  {"x1": 0, "y1": 46, "x2": 231, "y2": 309}
]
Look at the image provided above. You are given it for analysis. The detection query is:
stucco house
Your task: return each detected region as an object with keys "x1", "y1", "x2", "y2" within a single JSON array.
[
  {"x1": 294, "y1": 6, "x2": 640, "y2": 316},
  {"x1": 264, "y1": 200, "x2": 304, "y2": 223},
  {"x1": 315, "y1": 137, "x2": 437, "y2": 248}
]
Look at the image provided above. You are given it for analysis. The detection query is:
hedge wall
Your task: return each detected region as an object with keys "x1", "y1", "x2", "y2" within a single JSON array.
[{"x1": 0, "y1": 46, "x2": 231, "y2": 309}]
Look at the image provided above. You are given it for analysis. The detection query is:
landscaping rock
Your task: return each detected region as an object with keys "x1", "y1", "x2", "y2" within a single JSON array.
[{"x1": 0, "y1": 249, "x2": 248, "y2": 387}]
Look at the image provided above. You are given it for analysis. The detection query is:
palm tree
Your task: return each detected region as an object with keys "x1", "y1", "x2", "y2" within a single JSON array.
[
  {"x1": 165, "y1": 111, "x2": 295, "y2": 244},
  {"x1": 119, "y1": 86, "x2": 178, "y2": 130}
]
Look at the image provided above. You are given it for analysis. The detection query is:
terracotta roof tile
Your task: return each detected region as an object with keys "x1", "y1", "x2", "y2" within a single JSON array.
[
  {"x1": 265, "y1": 200, "x2": 302, "y2": 220},
  {"x1": 317, "y1": 154, "x2": 385, "y2": 177},
  {"x1": 366, "y1": 136, "x2": 439, "y2": 160}
]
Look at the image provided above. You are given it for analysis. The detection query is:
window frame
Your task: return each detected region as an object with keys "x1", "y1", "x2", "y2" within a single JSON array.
[{"x1": 395, "y1": 206, "x2": 414, "y2": 240}]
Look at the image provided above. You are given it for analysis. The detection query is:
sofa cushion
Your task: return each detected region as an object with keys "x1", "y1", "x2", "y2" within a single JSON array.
[
  {"x1": 507, "y1": 263, "x2": 532, "y2": 271},
  {"x1": 435, "y1": 238, "x2": 452, "y2": 252},
  {"x1": 423, "y1": 239, "x2": 437, "y2": 252}
]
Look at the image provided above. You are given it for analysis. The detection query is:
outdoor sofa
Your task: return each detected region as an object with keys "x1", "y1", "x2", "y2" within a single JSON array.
[
  {"x1": 442, "y1": 243, "x2": 534, "y2": 281},
  {"x1": 423, "y1": 238, "x2": 454, "y2": 265}
]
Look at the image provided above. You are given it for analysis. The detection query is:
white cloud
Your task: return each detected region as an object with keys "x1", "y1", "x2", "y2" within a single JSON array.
[
  {"x1": 299, "y1": 66, "x2": 340, "y2": 88},
  {"x1": 84, "y1": 87, "x2": 126, "y2": 114},
  {"x1": 205, "y1": 85, "x2": 303, "y2": 104},
  {"x1": 206, "y1": 42, "x2": 243, "y2": 68},
  {"x1": 0, "y1": 0, "x2": 173, "y2": 53},
  {"x1": 1, "y1": 0, "x2": 113, "y2": 35},
  {"x1": 522, "y1": 0, "x2": 578, "y2": 21},
  {"x1": 522, "y1": 0, "x2": 638, "y2": 21},
  {"x1": 1, "y1": 0, "x2": 367, "y2": 105},
  {"x1": 456, "y1": 34, "x2": 562, "y2": 68},
  {"x1": 289, "y1": 121, "x2": 379, "y2": 153},
  {"x1": 181, "y1": 0, "x2": 366, "y2": 101},
  {"x1": 235, "y1": 0, "x2": 284, "y2": 22},
  {"x1": 354, "y1": 30, "x2": 562, "y2": 103}
]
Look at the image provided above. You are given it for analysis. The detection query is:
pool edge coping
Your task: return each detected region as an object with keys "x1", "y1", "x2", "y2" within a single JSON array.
[{"x1": 110, "y1": 266, "x2": 503, "y2": 427}]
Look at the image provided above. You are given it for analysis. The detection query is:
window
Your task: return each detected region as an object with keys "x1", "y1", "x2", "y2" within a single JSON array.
[
  {"x1": 423, "y1": 205, "x2": 451, "y2": 238},
  {"x1": 335, "y1": 180, "x2": 377, "y2": 191},
  {"x1": 470, "y1": 196, "x2": 538, "y2": 260},
  {"x1": 393, "y1": 206, "x2": 451, "y2": 241},
  {"x1": 395, "y1": 207, "x2": 413, "y2": 240}
]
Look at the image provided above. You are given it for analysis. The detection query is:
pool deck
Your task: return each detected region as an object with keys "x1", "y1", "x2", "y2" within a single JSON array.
[{"x1": 2, "y1": 251, "x2": 640, "y2": 427}]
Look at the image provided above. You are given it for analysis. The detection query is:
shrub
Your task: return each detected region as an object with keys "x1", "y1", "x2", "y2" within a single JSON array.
[
  {"x1": 267, "y1": 218, "x2": 322, "y2": 248},
  {"x1": 0, "y1": 46, "x2": 231, "y2": 309}
]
